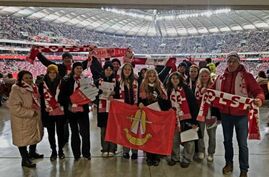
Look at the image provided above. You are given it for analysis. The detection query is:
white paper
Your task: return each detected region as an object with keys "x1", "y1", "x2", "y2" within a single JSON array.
[
  {"x1": 106, "y1": 100, "x2": 111, "y2": 112},
  {"x1": 180, "y1": 127, "x2": 199, "y2": 143},
  {"x1": 147, "y1": 102, "x2": 161, "y2": 111},
  {"x1": 99, "y1": 82, "x2": 115, "y2": 100}
]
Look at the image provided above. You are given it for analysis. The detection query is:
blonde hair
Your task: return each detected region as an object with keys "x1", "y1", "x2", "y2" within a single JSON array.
[
  {"x1": 197, "y1": 68, "x2": 213, "y2": 88},
  {"x1": 140, "y1": 69, "x2": 165, "y2": 99}
]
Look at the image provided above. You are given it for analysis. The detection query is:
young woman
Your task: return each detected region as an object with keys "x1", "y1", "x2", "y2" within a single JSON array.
[
  {"x1": 195, "y1": 68, "x2": 220, "y2": 162},
  {"x1": 58, "y1": 62, "x2": 91, "y2": 161},
  {"x1": 139, "y1": 69, "x2": 167, "y2": 166},
  {"x1": 120, "y1": 63, "x2": 139, "y2": 160},
  {"x1": 166, "y1": 72, "x2": 199, "y2": 168},
  {"x1": 39, "y1": 64, "x2": 66, "y2": 161},
  {"x1": 96, "y1": 62, "x2": 119, "y2": 157},
  {"x1": 186, "y1": 65, "x2": 199, "y2": 93},
  {"x1": 8, "y1": 70, "x2": 43, "y2": 168}
]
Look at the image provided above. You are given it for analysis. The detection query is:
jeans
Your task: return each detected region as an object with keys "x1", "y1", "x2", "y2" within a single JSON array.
[
  {"x1": 221, "y1": 114, "x2": 249, "y2": 172},
  {"x1": 100, "y1": 127, "x2": 117, "y2": 153},
  {"x1": 198, "y1": 122, "x2": 217, "y2": 155},
  {"x1": 171, "y1": 128, "x2": 195, "y2": 163}
]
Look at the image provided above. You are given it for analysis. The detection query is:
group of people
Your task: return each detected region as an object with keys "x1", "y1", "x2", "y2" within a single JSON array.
[
  {"x1": 6, "y1": 51, "x2": 264, "y2": 177},
  {"x1": 2, "y1": 15, "x2": 269, "y2": 54}
]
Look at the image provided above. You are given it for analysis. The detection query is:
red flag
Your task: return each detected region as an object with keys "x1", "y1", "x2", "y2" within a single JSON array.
[{"x1": 105, "y1": 100, "x2": 176, "y2": 155}]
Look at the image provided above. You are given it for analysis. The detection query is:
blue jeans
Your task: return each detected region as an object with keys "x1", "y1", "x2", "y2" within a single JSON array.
[{"x1": 221, "y1": 114, "x2": 249, "y2": 172}]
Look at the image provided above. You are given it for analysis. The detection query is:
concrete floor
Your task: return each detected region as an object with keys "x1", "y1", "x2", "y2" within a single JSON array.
[{"x1": 0, "y1": 102, "x2": 269, "y2": 177}]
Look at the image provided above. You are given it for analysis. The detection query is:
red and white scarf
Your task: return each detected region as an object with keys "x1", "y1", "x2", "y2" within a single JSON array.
[
  {"x1": 43, "y1": 81, "x2": 64, "y2": 116},
  {"x1": 69, "y1": 76, "x2": 84, "y2": 112},
  {"x1": 197, "y1": 89, "x2": 260, "y2": 140},
  {"x1": 21, "y1": 81, "x2": 40, "y2": 109},
  {"x1": 170, "y1": 87, "x2": 192, "y2": 121},
  {"x1": 120, "y1": 80, "x2": 138, "y2": 104},
  {"x1": 27, "y1": 45, "x2": 130, "y2": 63}
]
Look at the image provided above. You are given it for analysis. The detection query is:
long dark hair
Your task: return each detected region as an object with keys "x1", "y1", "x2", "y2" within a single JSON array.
[
  {"x1": 166, "y1": 72, "x2": 185, "y2": 96},
  {"x1": 16, "y1": 70, "x2": 32, "y2": 87}
]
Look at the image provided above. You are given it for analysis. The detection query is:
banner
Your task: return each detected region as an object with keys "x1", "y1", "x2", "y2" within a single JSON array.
[
  {"x1": 197, "y1": 89, "x2": 260, "y2": 140},
  {"x1": 105, "y1": 100, "x2": 176, "y2": 155},
  {"x1": 27, "y1": 45, "x2": 130, "y2": 63}
]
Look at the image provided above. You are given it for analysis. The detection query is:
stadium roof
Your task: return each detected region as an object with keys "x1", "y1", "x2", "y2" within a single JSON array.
[{"x1": 1, "y1": 6, "x2": 269, "y2": 37}]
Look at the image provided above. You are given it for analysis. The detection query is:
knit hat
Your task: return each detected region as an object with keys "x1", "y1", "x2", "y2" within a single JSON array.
[
  {"x1": 111, "y1": 58, "x2": 121, "y2": 66},
  {"x1": 226, "y1": 51, "x2": 240, "y2": 62},
  {"x1": 103, "y1": 61, "x2": 114, "y2": 70},
  {"x1": 72, "y1": 62, "x2": 83, "y2": 71},
  {"x1": 47, "y1": 64, "x2": 58, "y2": 73},
  {"x1": 178, "y1": 62, "x2": 187, "y2": 68}
]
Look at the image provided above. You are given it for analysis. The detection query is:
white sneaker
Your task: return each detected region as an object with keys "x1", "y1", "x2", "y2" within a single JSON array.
[
  {"x1": 102, "y1": 152, "x2": 108, "y2": 157},
  {"x1": 207, "y1": 154, "x2": 214, "y2": 162},
  {"x1": 198, "y1": 152, "x2": 205, "y2": 160},
  {"x1": 108, "y1": 152, "x2": 115, "y2": 157}
]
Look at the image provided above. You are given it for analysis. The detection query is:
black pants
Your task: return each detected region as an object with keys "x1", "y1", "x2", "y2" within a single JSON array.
[
  {"x1": 46, "y1": 115, "x2": 65, "y2": 153},
  {"x1": 68, "y1": 111, "x2": 91, "y2": 158},
  {"x1": 146, "y1": 152, "x2": 160, "y2": 162},
  {"x1": 18, "y1": 144, "x2": 36, "y2": 160}
]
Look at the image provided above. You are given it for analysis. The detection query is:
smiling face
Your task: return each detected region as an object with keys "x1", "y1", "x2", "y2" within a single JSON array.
[
  {"x1": 22, "y1": 73, "x2": 33, "y2": 85},
  {"x1": 112, "y1": 61, "x2": 121, "y2": 72},
  {"x1": 148, "y1": 71, "x2": 157, "y2": 84},
  {"x1": 200, "y1": 71, "x2": 210, "y2": 85},
  {"x1": 123, "y1": 64, "x2": 132, "y2": 78},
  {"x1": 227, "y1": 56, "x2": 240, "y2": 72},
  {"x1": 48, "y1": 71, "x2": 57, "y2": 80},
  {"x1": 189, "y1": 67, "x2": 199, "y2": 80},
  {"x1": 104, "y1": 67, "x2": 113, "y2": 77},
  {"x1": 74, "y1": 66, "x2": 83, "y2": 76},
  {"x1": 171, "y1": 74, "x2": 180, "y2": 87}
]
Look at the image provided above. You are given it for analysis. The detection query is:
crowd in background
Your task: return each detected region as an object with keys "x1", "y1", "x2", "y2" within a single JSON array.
[{"x1": 1, "y1": 16, "x2": 269, "y2": 54}]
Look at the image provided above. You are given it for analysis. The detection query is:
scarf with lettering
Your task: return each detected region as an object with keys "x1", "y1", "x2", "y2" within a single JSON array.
[
  {"x1": 43, "y1": 81, "x2": 64, "y2": 116},
  {"x1": 197, "y1": 89, "x2": 260, "y2": 140}
]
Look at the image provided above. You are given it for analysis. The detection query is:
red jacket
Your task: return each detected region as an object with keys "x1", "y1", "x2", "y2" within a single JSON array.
[{"x1": 212, "y1": 64, "x2": 264, "y2": 116}]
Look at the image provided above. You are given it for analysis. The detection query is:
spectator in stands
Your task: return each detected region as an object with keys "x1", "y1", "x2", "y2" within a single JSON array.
[
  {"x1": 213, "y1": 52, "x2": 264, "y2": 177},
  {"x1": 256, "y1": 70, "x2": 269, "y2": 100},
  {"x1": 8, "y1": 70, "x2": 43, "y2": 168},
  {"x1": 0, "y1": 72, "x2": 3, "y2": 106}
]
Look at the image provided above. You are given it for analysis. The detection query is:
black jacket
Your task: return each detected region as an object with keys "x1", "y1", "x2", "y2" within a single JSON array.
[
  {"x1": 39, "y1": 76, "x2": 65, "y2": 127},
  {"x1": 58, "y1": 76, "x2": 90, "y2": 113},
  {"x1": 167, "y1": 84, "x2": 200, "y2": 132}
]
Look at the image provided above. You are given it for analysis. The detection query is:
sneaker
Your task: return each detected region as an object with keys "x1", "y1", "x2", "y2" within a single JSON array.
[
  {"x1": 153, "y1": 160, "x2": 160, "y2": 166},
  {"x1": 222, "y1": 163, "x2": 233, "y2": 175},
  {"x1": 50, "y1": 152, "x2": 57, "y2": 161},
  {"x1": 21, "y1": 159, "x2": 36, "y2": 168},
  {"x1": 108, "y1": 152, "x2": 115, "y2": 157},
  {"x1": 123, "y1": 153, "x2": 130, "y2": 159},
  {"x1": 239, "y1": 171, "x2": 248, "y2": 177},
  {"x1": 180, "y1": 162, "x2": 190, "y2": 168},
  {"x1": 29, "y1": 152, "x2": 44, "y2": 160},
  {"x1": 102, "y1": 152, "x2": 108, "y2": 157},
  {"x1": 83, "y1": 154, "x2": 91, "y2": 160},
  {"x1": 131, "y1": 153, "x2": 138, "y2": 160},
  {"x1": 146, "y1": 159, "x2": 154, "y2": 166},
  {"x1": 207, "y1": 154, "x2": 214, "y2": 162},
  {"x1": 58, "y1": 152, "x2": 65, "y2": 159},
  {"x1": 198, "y1": 152, "x2": 205, "y2": 160},
  {"x1": 167, "y1": 159, "x2": 177, "y2": 166}
]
